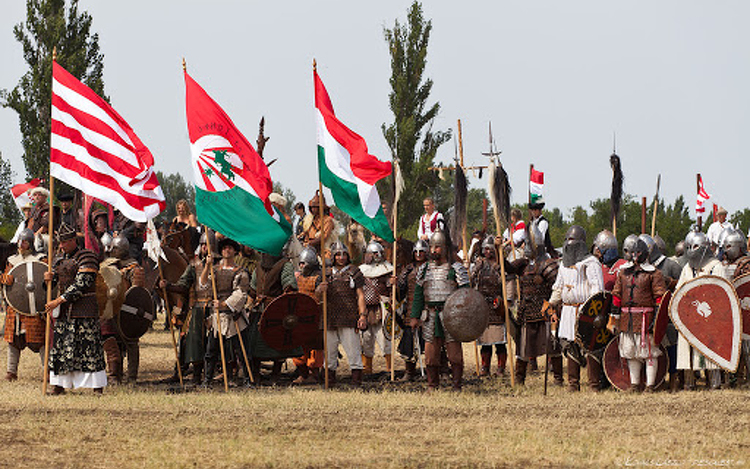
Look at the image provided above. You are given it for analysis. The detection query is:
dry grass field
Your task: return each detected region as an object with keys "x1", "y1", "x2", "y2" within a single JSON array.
[{"x1": 0, "y1": 324, "x2": 748, "y2": 469}]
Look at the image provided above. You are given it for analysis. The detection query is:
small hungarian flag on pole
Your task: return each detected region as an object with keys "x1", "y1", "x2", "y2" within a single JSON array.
[
  {"x1": 50, "y1": 61, "x2": 166, "y2": 222},
  {"x1": 529, "y1": 167, "x2": 544, "y2": 206},
  {"x1": 184, "y1": 67, "x2": 291, "y2": 255},
  {"x1": 696, "y1": 174, "x2": 710, "y2": 215},
  {"x1": 314, "y1": 66, "x2": 393, "y2": 242}
]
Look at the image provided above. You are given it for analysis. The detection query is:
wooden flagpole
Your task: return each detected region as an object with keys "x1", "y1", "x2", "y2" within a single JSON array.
[
  {"x1": 696, "y1": 174, "x2": 703, "y2": 231},
  {"x1": 204, "y1": 228, "x2": 229, "y2": 392},
  {"x1": 42, "y1": 48, "x2": 58, "y2": 396},
  {"x1": 390, "y1": 191, "x2": 398, "y2": 382},
  {"x1": 158, "y1": 260, "x2": 183, "y2": 387},
  {"x1": 650, "y1": 175, "x2": 660, "y2": 237}
]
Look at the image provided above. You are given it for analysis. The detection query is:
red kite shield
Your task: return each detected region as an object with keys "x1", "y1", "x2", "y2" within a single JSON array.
[
  {"x1": 669, "y1": 275, "x2": 741, "y2": 372},
  {"x1": 652, "y1": 290, "x2": 672, "y2": 345},
  {"x1": 733, "y1": 273, "x2": 750, "y2": 337}
]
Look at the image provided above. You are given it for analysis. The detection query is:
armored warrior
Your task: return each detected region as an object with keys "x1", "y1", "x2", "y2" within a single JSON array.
[
  {"x1": 99, "y1": 235, "x2": 145, "y2": 384},
  {"x1": 512, "y1": 226, "x2": 562, "y2": 385},
  {"x1": 161, "y1": 231, "x2": 214, "y2": 385},
  {"x1": 291, "y1": 246, "x2": 325, "y2": 384},
  {"x1": 320, "y1": 242, "x2": 366, "y2": 386},
  {"x1": 607, "y1": 235, "x2": 668, "y2": 392},
  {"x1": 410, "y1": 230, "x2": 470, "y2": 390},
  {"x1": 44, "y1": 223, "x2": 106, "y2": 394},
  {"x1": 592, "y1": 230, "x2": 626, "y2": 292},
  {"x1": 640, "y1": 234, "x2": 682, "y2": 290},
  {"x1": 204, "y1": 237, "x2": 252, "y2": 386},
  {"x1": 471, "y1": 235, "x2": 508, "y2": 377},
  {"x1": 720, "y1": 228, "x2": 750, "y2": 383},
  {"x1": 396, "y1": 239, "x2": 428, "y2": 381},
  {"x1": 675, "y1": 230, "x2": 725, "y2": 390},
  {"x1": 1, "y1": 229, "x2": 47, "y2": 381},
  {"x1": 359, "y1": 241, "x2": 393, "y2": 375},
  {"x1": 548, "y1": 225, "x2": 604, "y2": 391}
]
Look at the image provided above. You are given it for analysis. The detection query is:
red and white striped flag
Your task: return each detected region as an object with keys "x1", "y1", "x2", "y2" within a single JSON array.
[
  {"x1": 50, "y1": 61, "x2": 165, "y2": 222},
  {"x1": 696, "y1": 175, "x2": 711, "y2": 215},
  {"x1": 10, "y1": 178, "x2": 42, "y2": 212}
]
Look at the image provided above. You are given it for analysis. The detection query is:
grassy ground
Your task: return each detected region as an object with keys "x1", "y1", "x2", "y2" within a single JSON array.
[{"x1": 0, "y1": 325, "x2": 748, "y2": 468}]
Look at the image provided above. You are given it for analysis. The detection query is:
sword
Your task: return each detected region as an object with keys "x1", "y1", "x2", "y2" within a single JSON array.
[{"x1": 414, "y1": 326, "x2": 425, "y2": 377}]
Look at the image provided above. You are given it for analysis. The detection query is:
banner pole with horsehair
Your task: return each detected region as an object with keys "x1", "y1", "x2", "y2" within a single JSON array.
[
  {"x1": 390, "y1": 161, "x2": 399, "y2": 382},
  {"x1": 42, "y1": 47, "x2": 58, "y2": 396},
  {"x1": 157, "y1": 260, "x2": 183, "y2": 387},
  {"x1": 318, "y1": 179, "x2": 330, "y2": 390},
  {"x1": 204, "y1": 227, "x2": 229, "y2": 392},
  {"x1": 457, "y1": 119, "x2": 480, "y2": 376},
  {"x1": 651, "y1": 174, "x2": 660, "y2": 237},
  {"x1": 696, "y1": 174, "x2": 703, "y2": 231}
]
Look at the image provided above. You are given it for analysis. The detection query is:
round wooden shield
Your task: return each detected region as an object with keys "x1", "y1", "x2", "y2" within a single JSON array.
[
  {"x1": 260, "y1": 292, "x2": 321, "y2": 351},
  {"x1": 669, "y1": 275, "x2": 741, "y2": 372},
  {"x1": 603, "y1": 336, "x2": 669, "y2": 392},
  {"x1": 733, "y1": 273, "x2": 750, "y2": 336},
  {"x1": 576, "y1": 291, "x2": 613, "y2": 353},
  {"x1": 4, "y1": 260, "x2": 48, "y2": 316},
  {"x1": 442, "y1": 288, "x2": 491, "y2": 342},
  {"x1": 117, "y1": 286, "x2": 155, "y2": 341},
  {"x1": 652, "y1": 290, "x2": 672, "y2": 345}
]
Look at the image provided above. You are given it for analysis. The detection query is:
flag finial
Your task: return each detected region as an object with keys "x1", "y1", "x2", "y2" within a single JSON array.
[
  {"x1": 52, "y1": 46, "x2": 57, "y2": 61},
  {"x1": 313, "y1": 58, "x2": 317, "y2": 72},
  {"x1": 182, "y1": 57, "x2": 186, "y2": 71}
]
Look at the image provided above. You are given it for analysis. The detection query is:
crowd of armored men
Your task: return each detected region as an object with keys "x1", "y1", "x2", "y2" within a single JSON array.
[{"x1": 2, "y1": 186, "x2": 749, "y2": 394}]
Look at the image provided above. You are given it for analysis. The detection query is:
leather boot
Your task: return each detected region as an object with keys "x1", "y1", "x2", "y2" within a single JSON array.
[
  {"x1": 515, "y1": 359, "x2": 527, "y2": 385},
  {"x1": 400, "y1": 360, "x2": 417, "y2": 382},
  {"x1": 451, "y1": 362, "x2": 464, "y2": 390},
  {"x1": 426, "y1": 365, "x2": 440, "y2": 389},
  {"x1": 384, "y1": 354, "x2": 392, "y2": 372},
  {"x1": 362, "y1": 355, "x2": 373, "y2": 375},
  {"x1": 203, "y1": 361, "x2": 217, "y2": 387},
  {"x1": 102, "y1": 337, "x2": 122, "y2": 385},
  {"x1": 125, "y1": 343, "x2": 139, "y2": 384},
  {"x1": 192, "y1": 362, "x2": 203, "y2": 386},
  {"x1": 350, "y1": 369, "x2": 362, "y2": 387},
  {"x1": 568, "y1": 359, "x2": 581, "y2": 392},
  {"x1": 496, "y1": 351, "x2": 507, "y2": 376},
  {"x1": 587, "y1": 355, "x2": 602, "y2": 392},
  {"x1": 668, "y1": 372, "x2": 679, "y2": 393},
  {"x1": 551, "y1": 355, "x2": 564, "y2": 386},
  {"x1": 480, "y1": 349, "x2": 492, "y2": 376}
]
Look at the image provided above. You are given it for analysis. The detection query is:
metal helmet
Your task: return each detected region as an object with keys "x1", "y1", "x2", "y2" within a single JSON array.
[
  {"x1": 623, "y1": 234, "x2": 648, "y2": 264},
  {"x1": 592, "y1": 229, "x2": 618, "y2": 264},
  {"x1": 413, "y1": 239, "x2": 429, "y2": 255},
  {"x1": 638, "y1": 234, "x2": 660, "y2": 264},
  {"x1": 717, "y1": 227, "x2": 734, "y2": 252},
  {"x1": 17, "y1": 228, "x2": 36, "y2": 253},
  {"x1": 562, "y1": 225, "x2": 587, "y2": 267},
  {"x1": 722, "y1": 228, "x2": 747, "y2": 262},
  {"x1": 101, "y1": 232, "x2": 113, "y2": 253},
  {"x1": 330, "y1": 241, "x2": 350, "y2": 263},
  {"x1": 298, "y1": 246, "x2": 319, "y2": 275},
  {"x1": 429, "y1": 230, "x2": 450, "y2": 261},
  {"x1": 674, "y1": 240, "x2": 686, "y2": 258},
  {"x1": 480, "y1": 235, "x2": 497, "y2": 259},
  {"x1": 198, "y1": 229, "x2": 218, "y2": 255},
  {"x1": 685, "y1": 230, "x2": 713, "y2": 270},
  {"x1": 365, "y1": 240, "x2": 385, "y2": 263},
  {"x1": 653, "y1": 235, "x2": 667, "y2": 255},
  {"x1": 110, "y1": 235, "x2": 130, "y2": 260}
]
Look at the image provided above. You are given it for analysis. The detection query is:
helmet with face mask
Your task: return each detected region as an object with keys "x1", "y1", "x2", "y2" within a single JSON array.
[
  {"x1": 623, "y1": 234, "x2": 649, "y2": 264},
  {"x1": 685, "y1": 230, "x2": 713, "y2": 270},
  {"x1": 722, "y1": 228, "x2": 747, "y2": 263},
  {"x1": 653, "y1": 235, "x2": 666, "y2": 256},
  {"x1": 638, "y1": 234, "x2": 660, "y2": 264},
  {"x1": 298, "y1": 246, "x2": 319, "y2": 275},
  {"x1": 365, "y1": 240, "x2": 385, "y2": 264},
  {"x1": 562, "y1": 225, "x2": 587, "y2": 267},
  {"x1": 412, "y1": 239, "x2": 429, "y2": 258},
  {"x1": 593, "y1": 230, "x2": 618, "y2": 264}
]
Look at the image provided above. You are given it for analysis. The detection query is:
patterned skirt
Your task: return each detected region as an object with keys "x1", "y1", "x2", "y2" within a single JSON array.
[{"x1": 49, "y1": 317, "x2": 106, "y2": 375}]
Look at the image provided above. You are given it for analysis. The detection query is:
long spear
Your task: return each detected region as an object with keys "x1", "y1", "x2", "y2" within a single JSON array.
[
  {"x1": 390, "y1": 159, "x2": 403, "y2": 381},
  {"x1": 204, "y1": 228, "x2": 229, "y2": 392},
  {"x1": 650, "y1": 174, "x2": 661, "y2": 237}
]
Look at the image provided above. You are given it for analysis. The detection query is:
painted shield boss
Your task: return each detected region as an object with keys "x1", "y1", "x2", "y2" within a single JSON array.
[
  {"x1": 669, "y1": 275, "x2": 741, "y2": 372},
  {"x1": 260, "y1": 292, "x2": 321, "y2": 351},
  {"x1": 442, "y1": 288, "x2": 490, "y2": 342},
  {"x1": 4, "y1": 260, "x2": 48, "y2": 316}
]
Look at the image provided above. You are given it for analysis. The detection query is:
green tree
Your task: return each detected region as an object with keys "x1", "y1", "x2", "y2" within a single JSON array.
[
  {"x1": 1, "y1": 0, "x2": 106, "y2": 180},
  {"x1": 0, "y1": 153, "x2": 22, "y2": 240},
  {"x1": 730, "y1": 209, "x2": 750, "y2": 235},
  {"x1": 156, "y1": 171, "x2": 195, "y2": 223},
  {"x1": 381, "y1": 1, "x2": 451, "y2": 238}
]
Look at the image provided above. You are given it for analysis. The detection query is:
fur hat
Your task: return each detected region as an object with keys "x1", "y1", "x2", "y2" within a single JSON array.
[{"x1": 30, "y1": 186, "x2": 50, "y2": 198}]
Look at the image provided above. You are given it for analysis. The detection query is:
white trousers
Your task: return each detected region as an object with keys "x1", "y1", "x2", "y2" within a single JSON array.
[
  {"x1": 326, "y1": 327, "x2": 363, "y2": 371},
  {"x1": 360, "y1": 323, "x2": 391, "y2": 357}
]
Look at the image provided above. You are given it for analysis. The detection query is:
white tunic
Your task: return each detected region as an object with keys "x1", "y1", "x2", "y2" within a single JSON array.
[
  {"x1": 674, "y1": 259, "x2": 725, "y2": 370},
  {"x1": 550, "y1": 255, "x2": 604, "y2": 341}
]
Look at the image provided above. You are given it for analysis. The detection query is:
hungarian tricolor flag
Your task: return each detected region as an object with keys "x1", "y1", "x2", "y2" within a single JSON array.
[
  {"x1": 185, "y1": 70, "x2": 291, "y2": 255},
  {"x1": 314, "y1": 69, "x2": 393, "y2": 242},
  {"x1": 11, "y1": 178, "x2": 42, "y2": 212},
  {"x1": 529, "y1": 167, "x2": 544, "y2": 205},
  {"x1": 50, "y1": 61, "x2": 165, "y2": 222}
]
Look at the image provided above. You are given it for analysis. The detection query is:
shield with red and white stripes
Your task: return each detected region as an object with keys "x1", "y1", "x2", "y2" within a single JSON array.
[
  {"x1": 669, "y1": 275, "x2": 742, "y2": 371},
  {"x1": 50, "y1": 61, "x2": 165, "y2": 222}
]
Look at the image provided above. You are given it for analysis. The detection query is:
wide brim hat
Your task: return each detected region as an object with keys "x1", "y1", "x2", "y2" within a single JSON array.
[{"x1": 217, "y1": 237, "x2": 240, "y2": 253}]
